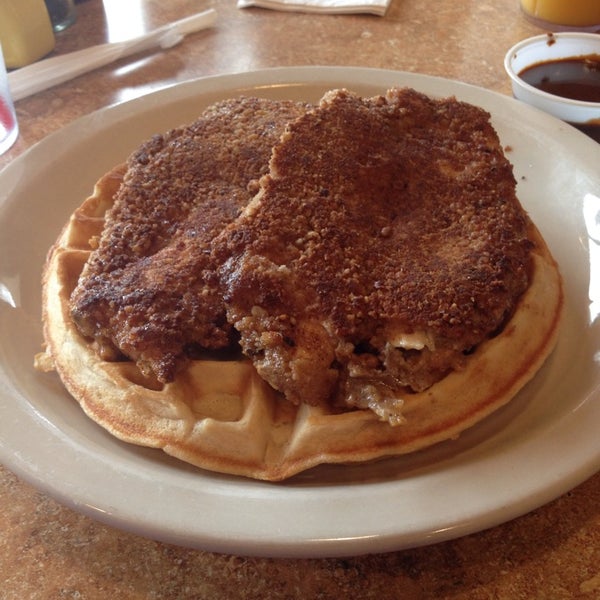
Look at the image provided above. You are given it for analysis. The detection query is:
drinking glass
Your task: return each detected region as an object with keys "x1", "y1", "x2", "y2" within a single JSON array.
[{"x1": 0, "y1": 44, "x2": 18, "y2": 156}]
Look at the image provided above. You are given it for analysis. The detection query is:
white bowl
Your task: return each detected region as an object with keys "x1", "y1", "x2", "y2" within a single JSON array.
[{"x1": 504, "y1": 32, "x2": 600, "y2": 125}]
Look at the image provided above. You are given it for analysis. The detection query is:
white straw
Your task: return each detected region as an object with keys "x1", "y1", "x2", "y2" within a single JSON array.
[{"x1": 8, "y1": 9, "x2": 217, "y2": 101}]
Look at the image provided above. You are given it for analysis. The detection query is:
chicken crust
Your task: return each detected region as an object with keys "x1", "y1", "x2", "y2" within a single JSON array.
[
  {"x1": 216, "y1": 89, "x2": 534, "y2": 420},
  {"x1": 70, "y1": 97, "x2": 309, "y2": 382}
]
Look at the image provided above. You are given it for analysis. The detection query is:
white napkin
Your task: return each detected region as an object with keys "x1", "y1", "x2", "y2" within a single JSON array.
[{"x1": 237, "y1": 0, "x2": 390, "y2": 16}]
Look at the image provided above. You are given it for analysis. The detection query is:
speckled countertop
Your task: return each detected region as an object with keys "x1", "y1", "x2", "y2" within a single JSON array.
[{"x1": 0, "y1": 1, "x2": 599, "y2": 598}]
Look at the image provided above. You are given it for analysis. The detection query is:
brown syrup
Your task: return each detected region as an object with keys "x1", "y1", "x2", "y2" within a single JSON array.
[
  {"x1": 518, "y1": 54, "x2": 600, "y2": 102},
  {"x1": 518, "y1": 54, "x2": 600, "y2": 142}
]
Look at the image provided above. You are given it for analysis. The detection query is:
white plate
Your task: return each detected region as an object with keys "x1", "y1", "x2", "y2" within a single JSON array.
[{"x1": 1, "y1": 67, "x2": 599, "y2": 558}]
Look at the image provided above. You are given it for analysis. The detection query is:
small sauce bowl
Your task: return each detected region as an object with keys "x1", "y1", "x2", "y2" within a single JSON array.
[{"x1": 504, "y1": 33, "x2": 600, "y2": 140}]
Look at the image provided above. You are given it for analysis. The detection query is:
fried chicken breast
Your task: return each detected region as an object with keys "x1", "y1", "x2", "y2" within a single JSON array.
[
  {"x1": 215, "y1": 88, "x2": 533, "y2": 422},
  {"x1": 70, "y1": 97, "x2": 309, "y2": 382}
]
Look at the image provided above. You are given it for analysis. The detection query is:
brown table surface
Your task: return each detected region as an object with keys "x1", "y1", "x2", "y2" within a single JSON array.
[{"x1": 1, "y1": 0, "x2": 599, "y2": 598}]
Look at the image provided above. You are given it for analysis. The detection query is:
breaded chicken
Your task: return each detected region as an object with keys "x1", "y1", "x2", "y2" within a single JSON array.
[
  {"x1": 70, "y1": 97, "x2": 309, "y2": 382},
  {"x1": 216, "y1": 88, "x2": 532, "y2": 421}
]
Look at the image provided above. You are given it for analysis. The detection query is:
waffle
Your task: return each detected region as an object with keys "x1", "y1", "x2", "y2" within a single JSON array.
[
  {"x1": 35, "y1": 92, "x2": 563, "y2": 481},
  {"x1": 36, "y1": 164, "x2": 563, "y2": 481}
]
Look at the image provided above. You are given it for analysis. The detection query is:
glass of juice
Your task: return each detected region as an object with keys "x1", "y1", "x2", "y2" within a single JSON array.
[{"x1": 520, "y1": 0, "x2": 600, "y2": 31}]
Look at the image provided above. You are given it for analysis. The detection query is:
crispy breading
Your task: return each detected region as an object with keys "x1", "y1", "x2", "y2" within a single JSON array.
[
  {"x1": 216, "y1": 89, "x2": 533, "y2": 418},
  {"x1": 70, "y1": 97, "x2": 309, "y2": 382}
]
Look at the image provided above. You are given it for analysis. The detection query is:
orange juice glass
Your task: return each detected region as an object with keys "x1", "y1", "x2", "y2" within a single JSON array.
[{"x1": 520, "y1": 0, "x2": 600, "y2": 29}]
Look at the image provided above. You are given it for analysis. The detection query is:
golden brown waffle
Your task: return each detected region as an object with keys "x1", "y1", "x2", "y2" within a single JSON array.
[{"x1": 35, "y1": 162, "x2": 563, "y2": 481}]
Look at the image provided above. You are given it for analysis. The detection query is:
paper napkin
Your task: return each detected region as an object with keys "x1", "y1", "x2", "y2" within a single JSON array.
[{"x1": 237, "y1": 0, "x2": 390, "y2": 17}]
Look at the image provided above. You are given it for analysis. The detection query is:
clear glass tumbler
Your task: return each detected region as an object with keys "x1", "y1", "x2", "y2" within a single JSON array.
[
  {"x1": 44, "y1": 0, "x2": 77, "y2": 33},
  {"x1": 0, "y1": 44, "x2": 19, "y2": 156}
]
